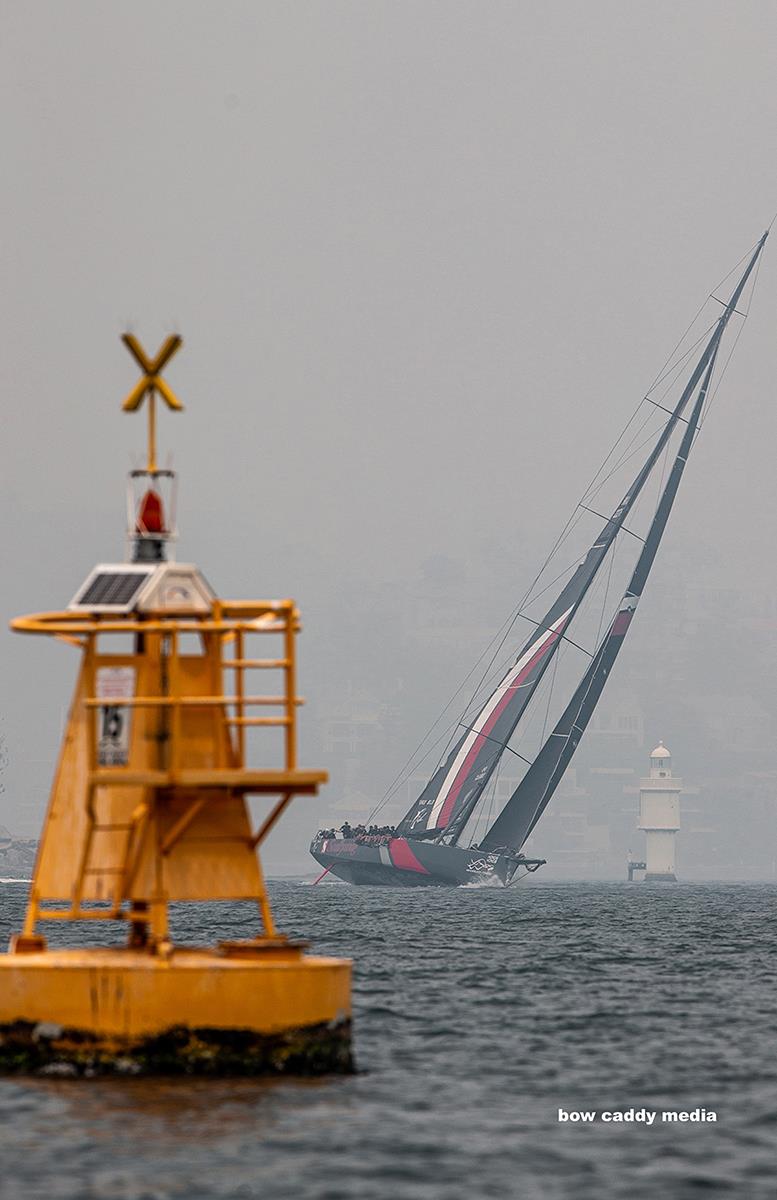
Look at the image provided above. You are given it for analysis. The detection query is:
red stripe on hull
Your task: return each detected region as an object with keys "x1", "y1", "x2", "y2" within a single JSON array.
[{"x1": 388, "y1": 838, "x2": 430, "y2": 874}]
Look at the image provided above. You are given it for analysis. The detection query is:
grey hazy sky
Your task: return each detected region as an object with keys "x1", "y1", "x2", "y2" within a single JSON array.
[{"x1": 2, "y1": 2, "x2": 777, "y2": 866}]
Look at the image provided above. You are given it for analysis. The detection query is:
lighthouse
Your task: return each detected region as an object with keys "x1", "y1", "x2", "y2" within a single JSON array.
[{"x1": 638, "y1": 741, "x2": 681, "y2": 881}]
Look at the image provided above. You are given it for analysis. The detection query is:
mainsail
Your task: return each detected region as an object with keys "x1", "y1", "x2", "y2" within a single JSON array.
[
  {"x1": 396, "y1": 234, "x2": 765, "y2": 843},
  {"x1": 480, "y1": 346, "x2": 718, "y2": 852}
]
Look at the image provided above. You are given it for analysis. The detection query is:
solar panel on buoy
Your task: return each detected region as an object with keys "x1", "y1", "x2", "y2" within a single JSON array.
[{"x1": 69, "y1": 565, "x2": 153, "y2": 612}]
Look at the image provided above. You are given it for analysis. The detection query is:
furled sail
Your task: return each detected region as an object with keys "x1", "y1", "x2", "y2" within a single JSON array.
[
  {"x1": 397, "y1": 234, "x2": 765, "y2": 842},
  {"x1": 480, "y1": 346, "x2": 718, "y2": 852}
]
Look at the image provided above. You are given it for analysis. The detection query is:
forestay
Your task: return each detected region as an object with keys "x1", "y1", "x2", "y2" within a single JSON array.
[{"x1": 396, "y1": 233, "x2": 766, "y2": 844}]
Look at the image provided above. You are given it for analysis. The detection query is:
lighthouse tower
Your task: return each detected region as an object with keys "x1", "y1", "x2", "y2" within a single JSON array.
[{"x1": 638, "y1": 741, "x2": 681, "y2": 881}]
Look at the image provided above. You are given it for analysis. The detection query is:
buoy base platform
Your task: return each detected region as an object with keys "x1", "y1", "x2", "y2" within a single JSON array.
[{"x1": 0, "y1": 944, "x2": 353, "y2": 1077}]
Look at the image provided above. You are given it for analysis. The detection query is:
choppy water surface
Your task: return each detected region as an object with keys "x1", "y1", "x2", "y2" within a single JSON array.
[{"x1": 0, "y1": 880, "x2": 775, "y2": 1199}]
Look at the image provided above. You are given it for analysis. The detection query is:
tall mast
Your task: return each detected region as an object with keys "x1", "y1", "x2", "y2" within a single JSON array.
[
  {"x1": 481, "y1": 344, "x2": 719, "y2": 852},
  {"x1": 397, "y1": 233, "x2": 766, "y2": 844}
]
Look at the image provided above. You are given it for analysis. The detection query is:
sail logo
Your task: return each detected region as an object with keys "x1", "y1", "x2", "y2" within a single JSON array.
[
  {"x1": 466, "y1": 854, "x2": 499, "y2": 874},
  {"x1": 612, "y1": 594, "x2": 638, "y2": 636}
]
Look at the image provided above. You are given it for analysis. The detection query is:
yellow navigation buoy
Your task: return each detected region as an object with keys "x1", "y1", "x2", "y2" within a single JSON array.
[{"x1": 0, "y1": 336, "x2": 352, "y2": 1076}]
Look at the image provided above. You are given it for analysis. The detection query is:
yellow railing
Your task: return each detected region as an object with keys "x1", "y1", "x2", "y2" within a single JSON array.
[
  {"x1": 11, "y1": 600, "x2": 304, "y2": 777},
  {"x1": 13, "y1": 600, "x2": 327, "y2": 942}
]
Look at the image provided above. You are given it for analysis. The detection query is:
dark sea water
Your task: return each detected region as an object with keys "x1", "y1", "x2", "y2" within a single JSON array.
[{"x1": 0, "y1": 879, "x2": 775, "y2": 1200}]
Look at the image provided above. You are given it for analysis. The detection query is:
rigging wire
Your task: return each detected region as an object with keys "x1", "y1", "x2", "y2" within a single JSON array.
[
  {"x1": 419, "y1": 420, "x2": 681, "y2": 787},
  {"x1": 492, "y1": 564, "x2": 611, "y2": 768},
  {"x1": 469, "y1": 766, "x2": 501, "y2": 847},
  {"x1": 467, "y1": 420, "x2": 677, "y2": 701},
  {"x1": 421, "y1": 397, "x2": 668, "y2": 773},
  {"x1": 512, "y1": 280, "x2": 759, "y2": 841},
  {"x1": 460, "y1": 511, "x2": 642, "y2": 734},
  {"x1": 638, "y1": 230, "x2": 762, "y2": 400},
  {"x1": 370, "y1": 394, "x2": 693, "y2": 822},
  {"x1": 394, "y1": 335, "x2": 713, "y2": 798},
  {"x1": 462, "y1": 540, "x2": 634, "y2": 837},
  {"x1": 699, "y1": 247, "x2": 763, "y2": 428},
  {"x1": 652, "y1": 420, "x2": 675, "y2": 520},
  {"x1": 539, "y1": 644, "x2": 560, "y2": 746},
  {"x1": 573, "y1": 317, "x2": 720, "y2": 518},
  {"x1": 365, "y1": 545, "x2": 605, "y2": 819},
  {"x1": 595, "y1": 537, "x2": 618, "y2": 648},
  {"x1": 474, "y1": 240, "x2": 766, "y2": 847},
  {"x1": 643, "y1": 321, "x2": 720, "y2": 410},
  {"x1": 366, "y1": 241, "x2": 764, "y2": 825}
]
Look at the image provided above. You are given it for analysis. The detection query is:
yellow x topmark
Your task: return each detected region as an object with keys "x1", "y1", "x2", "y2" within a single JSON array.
[{"x1": 121, "y1": 333, "x2": 184, "y2": 472}]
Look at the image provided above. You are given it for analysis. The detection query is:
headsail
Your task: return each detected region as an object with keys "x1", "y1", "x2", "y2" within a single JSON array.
[
  {"x1": 397, "y1": 234, "x2": 766, "y2": 842},
  {"x1": 480, "y1": 344, "x2": 719, "y2": 852}
]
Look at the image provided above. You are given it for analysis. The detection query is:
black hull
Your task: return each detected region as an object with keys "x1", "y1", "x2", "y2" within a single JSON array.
[{"x1": 310, "y1": 835, "x2": 542, "y2": 888}]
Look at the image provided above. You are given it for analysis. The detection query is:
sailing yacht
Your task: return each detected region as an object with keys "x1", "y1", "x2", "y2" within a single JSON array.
[{"x1": 311, "y1": 232, "x2": 767, "y2": 886}]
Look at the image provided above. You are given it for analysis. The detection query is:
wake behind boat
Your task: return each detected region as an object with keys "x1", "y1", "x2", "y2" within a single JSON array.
[{"x1": 311, "y1": 231, "x2": 768, "y2": 887}]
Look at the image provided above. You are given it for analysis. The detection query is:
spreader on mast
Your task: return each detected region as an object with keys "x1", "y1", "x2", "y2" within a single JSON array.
[
  {"x1": 481, "y1": 344, "x2": 720, "y2": 853},
  {"x1": 398, "y1": 234, "x2": 767, "y2": 850},
  {"x1": 310, "y1": 229, "x2": 768, "y2": 887}
]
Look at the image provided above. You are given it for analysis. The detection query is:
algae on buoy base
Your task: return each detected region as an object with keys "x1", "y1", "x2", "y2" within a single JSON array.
[{"x1": 0, "y1": 1018, "x2": 353, "y2": 1078}]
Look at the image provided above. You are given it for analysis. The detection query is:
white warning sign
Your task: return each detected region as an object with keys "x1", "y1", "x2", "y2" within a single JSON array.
[{"x1": 96, "y1": 667, "x2": 136, "y2": 766}]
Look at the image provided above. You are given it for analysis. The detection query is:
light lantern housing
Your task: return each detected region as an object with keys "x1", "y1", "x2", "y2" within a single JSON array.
[{"x1": 126, "y1": 468, "x2": 178, "y2": 562}]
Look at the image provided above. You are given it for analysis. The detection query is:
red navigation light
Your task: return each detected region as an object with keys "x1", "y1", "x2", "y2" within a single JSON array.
[{"x1": 136, "y1": 488, "x2": 166, "y2": 534}]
